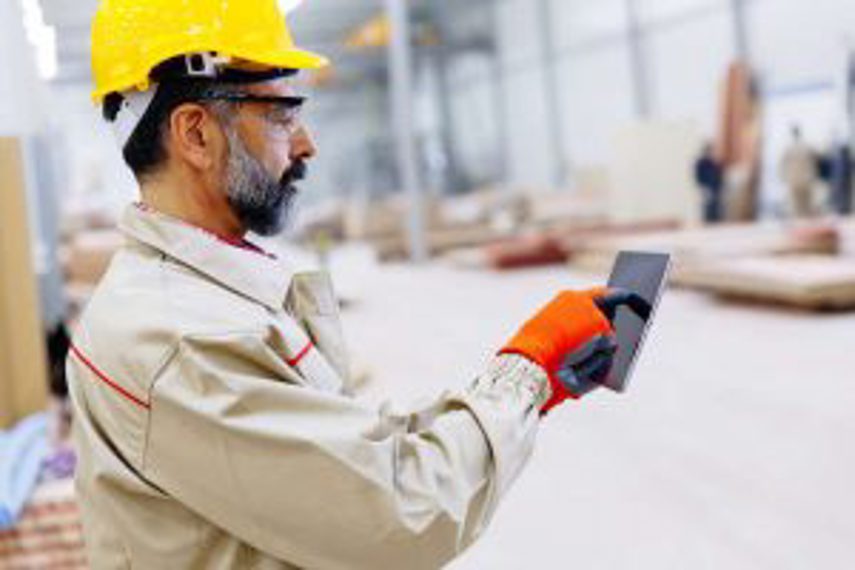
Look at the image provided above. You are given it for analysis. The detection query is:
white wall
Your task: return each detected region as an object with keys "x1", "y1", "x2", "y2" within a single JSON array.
[
  {"x1": 46, "y1": 79, "x2": 385, "y2": 215},
  {"x1": 447, "y1": 54, "x2": 502, "y2": 186},
  {"x1": 50, "y1": 83, "x2": 138, "y2": 218},
  {"x1": 0, "y1": 0, "x2": 49, "y2": 136},
  {"x1": 748, "y1": 0, "x2": 855, "y2": 90},
  {"x1": 303, "y1": 85, "x2": 388, "y2": 203},
  {"x1": 17, "y1": 0, "x2": 855, "y2": 205},
  {"x1": 645, "y1": 3, "x2": 735, "y2": 133},
  {"x1": 0, "y1": 0, "x2": 68, "y2": 326},
  {"x1": 438, "y1": 0, "x2": 855, "y2": 194}
]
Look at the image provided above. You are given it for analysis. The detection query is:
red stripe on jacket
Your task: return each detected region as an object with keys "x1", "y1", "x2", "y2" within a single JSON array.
[
  {"x1": 69, "y1": 344, "x2": 150, "y2": 410},
  {"x1": 287, "y1": 341, "x2": 313, "y2": 368}
]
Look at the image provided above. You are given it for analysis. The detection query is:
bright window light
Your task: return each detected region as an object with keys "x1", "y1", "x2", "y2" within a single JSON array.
[{"x1": 20, "y1": 0, "x2": 57, "y2": 80}]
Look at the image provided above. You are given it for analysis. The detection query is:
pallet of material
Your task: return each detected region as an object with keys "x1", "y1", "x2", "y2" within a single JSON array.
[
  {"x1": 0, "y1": 478, "x2": 86, "y2": 569},
  {"x1": 570, "y1": 221, "x2": 840, "y2": 275},
  {"x1": 442, "y1": 219, "x2": 680, "y2": 270},
  {"x1": 673, "y1": 255, "x2": 855, "y2": 310},
  {"x1": 373, "y1": 222, "x2": 509, "y2": 261},
  {"x1": 523, "y1": 191, "x2": 607, "y2": 231},
  {"x1": 482, "y1": 234, "x2": 567, "y2": 270}
]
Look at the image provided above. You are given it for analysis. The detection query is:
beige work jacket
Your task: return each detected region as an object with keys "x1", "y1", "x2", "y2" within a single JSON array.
[{"x1": 68, "y1": 204, "x2": 547, "y2": 569}]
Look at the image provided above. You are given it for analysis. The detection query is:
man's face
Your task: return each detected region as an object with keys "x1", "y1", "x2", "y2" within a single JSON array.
[{"x1": 219, "y1": 78, "x2": 317, "y2": 236}]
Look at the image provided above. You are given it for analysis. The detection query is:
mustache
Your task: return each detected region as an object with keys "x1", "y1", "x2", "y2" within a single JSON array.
[{"x1": 281, "y1": 159, "x2": 307, "y2": 185}]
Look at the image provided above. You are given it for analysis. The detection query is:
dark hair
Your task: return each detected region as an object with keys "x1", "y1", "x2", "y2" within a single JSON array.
[
  {"x1": 103, "y1": 79, "x2": 242, "y2": 180},
  {"x1": 102, "y1": 57, "x2": 299, "y2": 179},
  {"x1": 46, "y1": 322, "x2": 70, "y2": 398}
]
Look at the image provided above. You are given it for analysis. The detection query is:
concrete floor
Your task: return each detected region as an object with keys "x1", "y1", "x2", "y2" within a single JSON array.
[{"x1": 334, "y1": 254, "x2": 855, "y2": 570}]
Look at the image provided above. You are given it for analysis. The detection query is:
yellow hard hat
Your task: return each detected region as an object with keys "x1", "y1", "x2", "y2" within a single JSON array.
[{"x1": 91, "y1": 0, "x2": 328, "y2": 102}]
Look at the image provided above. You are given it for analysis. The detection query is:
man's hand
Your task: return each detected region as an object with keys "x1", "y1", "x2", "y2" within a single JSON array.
[
  {"x1": 552, "y1": 333, "x2": 618, "y2": 402},
  {"x1": 500, "y1": 288, "x2": 648, "y2": 413}
]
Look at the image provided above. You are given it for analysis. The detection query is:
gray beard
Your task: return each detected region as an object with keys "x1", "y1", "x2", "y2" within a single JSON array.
[{"x1": 223, "y1": 128, "x2": 297, "y2": 237}]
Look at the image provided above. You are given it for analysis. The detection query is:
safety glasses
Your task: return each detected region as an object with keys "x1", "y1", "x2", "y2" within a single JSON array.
[{"x1": 197, "y1": 92, "x2": 306, "y2": 135}]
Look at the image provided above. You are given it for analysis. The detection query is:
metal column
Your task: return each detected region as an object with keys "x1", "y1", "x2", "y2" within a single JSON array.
[
  {"x1": 625, "y1": 0, "x2": 651, "y2": 118},
  {"x1": 430, "y1": 0, "x2": 467, "y2": 195},
  {"x1": 535, "y1": 0, "x2": 570, "y2": 187},
  {"x1": 730, "y1": 0, "x2": 751, "y2": 63},
  {"x1": 488, "y1": 0, "x2": 511, "y2": 185},
  {"x1": 386, "y1": 0, "x2": 428, "y2": 262}
]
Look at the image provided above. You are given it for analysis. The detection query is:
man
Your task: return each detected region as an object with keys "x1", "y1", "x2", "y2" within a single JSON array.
[
  {"x1": 69, "y1": 1, "x2": 630, "y2": 568},
  {"x1": 694, "y1": 142, "x2": 724, "y2": 223},
  {"x1": 779, "y1": 125, "x2": 820, "y2": 217}
]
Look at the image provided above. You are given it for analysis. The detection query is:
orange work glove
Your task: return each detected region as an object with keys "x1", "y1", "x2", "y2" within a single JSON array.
[{"x1": 500, "y1": 288, "x2": 614, "y2": 413}]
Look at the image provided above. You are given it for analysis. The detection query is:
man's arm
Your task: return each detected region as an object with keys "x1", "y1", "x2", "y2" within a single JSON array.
[{"x1": 144, "y1": 330, "x2": 544, "y2": 569}]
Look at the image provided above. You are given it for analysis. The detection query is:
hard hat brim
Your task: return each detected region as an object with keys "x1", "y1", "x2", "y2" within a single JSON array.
[
  {"x1": 242, "y1": 47, "x2": 330, "y2": 74},
  {"x1": 92, "y1": 47, "x2": 329, "y2": 103}
]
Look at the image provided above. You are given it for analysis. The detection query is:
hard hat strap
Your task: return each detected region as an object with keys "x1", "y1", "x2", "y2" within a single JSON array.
[
  {"x1": 106, "y1": 54, "x2": 302, "y2": 152},
  {"x1": 184, "y1": 53, "x2": 232, "y2": 78},
  {"x1": 111, "y1": 87, "x2": 159, "y2": 150},
  {"x1": 151, "y1": 53, "x2": 298, "y2": 84}
]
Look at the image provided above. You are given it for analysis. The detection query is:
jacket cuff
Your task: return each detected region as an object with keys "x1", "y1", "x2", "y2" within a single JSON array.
[
  {"x1": 469, "y1": 354, "x2": 552, "y2": 411},
  {"x1": 455, "y1": 354, "x2": 549, "y2": 500}
]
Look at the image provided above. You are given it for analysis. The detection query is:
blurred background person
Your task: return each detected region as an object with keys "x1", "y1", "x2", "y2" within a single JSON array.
[
  {"x1": 779, "y1": 124, "x2": 820, "y2": 217},
  {"x1": 694, "y1": 142, "x2": 724, "y2": 223}
]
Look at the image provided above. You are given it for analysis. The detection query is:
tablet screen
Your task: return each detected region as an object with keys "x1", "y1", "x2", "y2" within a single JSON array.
[{"x1": 602, "y1": 251, "x2": 671, "y2": 392}]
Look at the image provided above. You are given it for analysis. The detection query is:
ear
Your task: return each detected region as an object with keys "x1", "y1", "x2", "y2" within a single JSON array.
[{"x1": 167, "y1": 103, "x2": 226, "y2": 172}]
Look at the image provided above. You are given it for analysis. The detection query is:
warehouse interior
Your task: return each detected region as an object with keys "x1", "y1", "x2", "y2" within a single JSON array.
[{"x1": 1, "y1": 0, "x2": 854, "y2": 567}]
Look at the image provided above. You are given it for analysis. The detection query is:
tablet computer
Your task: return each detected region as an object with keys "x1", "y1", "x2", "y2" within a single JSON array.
[{"x1": 601, "y1": 251, "x2": 671, "y2": 392}]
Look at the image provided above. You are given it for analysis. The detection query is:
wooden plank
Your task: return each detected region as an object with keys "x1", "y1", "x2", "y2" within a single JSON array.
[
  {"x1": 441, "y1": 219, "x2": 681, "y2": 270},
  {"x1": 0, "y1": 137, "x2": 48, "y2": 428},
  {"x1": 571, "y1": 220, "x2": 840, "y2": 275},
  {"x1": 674, "y1": 254, "x2": 855, "y2": 310}
]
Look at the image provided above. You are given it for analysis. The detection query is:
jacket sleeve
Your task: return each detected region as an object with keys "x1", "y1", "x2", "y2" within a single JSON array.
[{"x1": 143, "y1": 330, "x2": 545, "y2": 570}]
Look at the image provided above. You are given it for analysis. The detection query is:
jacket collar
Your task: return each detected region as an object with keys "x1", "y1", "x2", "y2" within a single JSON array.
[{"x1": 119, "y1": 203, "x2": 294, "y2": 311}]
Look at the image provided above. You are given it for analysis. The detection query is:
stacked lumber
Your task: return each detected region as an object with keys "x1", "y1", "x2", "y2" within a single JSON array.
[
  {"x1": 674, "y1": 255, "x2": 855, "y2": 310},
  {"x1": 566, "y1": 218, "x2": 853, "y2": 311},
  {"x1": 523, "y1": 188, "x2": 607, "y2": 230},
  {"x1": 381, "y1": 181, "x2": 650, "y2": 264},
  {"x1": 571, "y1": 221, "x2": 840, "y2": 275},
  {"x1": 483, "y1": 235, "x2": 567, "y2": 270},
  {"x1": 358, "y1": 190, "x2": 526, "y2": 261},
  {"x1": 443, "y1": 219, "x2": 680, "y2": 270}
]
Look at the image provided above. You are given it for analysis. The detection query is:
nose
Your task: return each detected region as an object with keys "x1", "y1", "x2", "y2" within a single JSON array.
[{"x1": 289, "y1": 125, "x2": 317, "y2": 161}]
